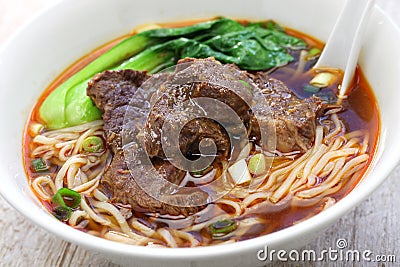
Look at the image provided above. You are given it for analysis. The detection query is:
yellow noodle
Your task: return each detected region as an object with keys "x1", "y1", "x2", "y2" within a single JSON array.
[
  {"x1": 131, "y1": 219, "x2": 156, "y2": 237},
  {"x1": 55, "y1": 156, "x2": 87, "y2": 190},
  {"x1": 345, "y1": 130, "x2": 366, "y2": 139},
  {"x1": 343, "y1": 138, "x2": 360, "y2": 149},
  {"x1": 58, "y1": 144, "x2": 74, "y2": 161},
  {"x1": 302, "y1": 144, "x2": 328, "y2": 183},
  {"x1": 271, "y1": 160, "x2": 307, "y2": 203},
  {"x1": 104, "y1": 231, "x2": 150, "y2": 246},
  {"x1": 66, "y1": 163, "x2": 80, "y2": 188},
  {"x1": 260, "y1": 149, "x2": 311, "y2": 190},
  {"x1": 310, "y1": 148, "x2": 358, "y2": 180},
  {"x1": 72, "y1": 175, "x2": 101, "y2": 193},
  {"x1": 296, "y1": 154, "x2": 369, "y2": 198},
  {"x1": 171, "y1": 229, "x2": 200, "y2": 247},
  {"x1": 325, "y1": 114, "x2": 343, "y2": 141},
  {"x1": 157, "y1": 229, "x2": 178, "y2": 248},
  {"x1": 69, "y1": 210, "x2": 88, "y2": 226},
  {"x1": 216, "y1": 199, "x2": 242, "y2": 217},
  {"x1": 242, "y1": 192, "x2": 269, "y2": 208},
  {"x1": 80, "y1": 196, "x2": 111, "y2": 226},
  {"x1": 33, "y1": 135, "x2": 59, "y2": 145},
  {"x1": 31, "y1": 176, "x2": 56, "y2": 200},
  {"x1": 92, "y1": 200, "x2": 145, "y2": 241},
  {"x1": 93, "y1": 189, "x2": 109, "y2": 202}
]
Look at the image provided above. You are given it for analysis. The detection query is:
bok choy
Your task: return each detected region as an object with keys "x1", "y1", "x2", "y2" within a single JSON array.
[{"x1": 39, "y1": 18, "x2": 306, "y2": 129}]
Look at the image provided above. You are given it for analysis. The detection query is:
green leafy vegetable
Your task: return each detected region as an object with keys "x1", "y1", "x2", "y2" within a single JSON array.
[{"x1": 39, "y1": 18, "x2": 307, "y2": 129}]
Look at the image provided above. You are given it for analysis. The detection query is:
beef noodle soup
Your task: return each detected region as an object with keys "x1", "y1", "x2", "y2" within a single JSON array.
[{"x1": 23, "y1": 18, "x2": 379, "y2": 247}]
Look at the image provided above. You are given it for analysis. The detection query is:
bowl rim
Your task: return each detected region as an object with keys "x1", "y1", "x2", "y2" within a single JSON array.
[{"x1": 0, "y1": 0, "x2": 399, "y2": 261}]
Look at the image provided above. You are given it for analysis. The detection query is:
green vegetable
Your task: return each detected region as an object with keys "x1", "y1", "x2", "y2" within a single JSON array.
[
  {"x1": 39, "y1": 18, "x2": 307, "y2": 129},
  {"x1": 38, "y1": 18, "x2": 237, "y2": 129},
  {"x1": 248, "y1": 153, "x2": 267, "y2": 175},
  {"x1": 39, "y1": 34, "x2": 154, "y2": 129},
  {"x1": 208, "y1": 219, "x2": 238, "y2": 238},
  {"x1": 52, "y1": 206, "x2": 72, "y2": 221},
  {"x1": 315, "y1": 91, "x2": 337, "y2": 104},
  {"x1": 203, "y1": 30, "x2": 294, "y2": 70},
  {"x1": 304, "y1": 84, "x2": 321, "y2": 93},
  {"x1": 308, "y1": 47, "x2": 321, "y2": 58},
  {"x1": 191, "y1": 166, "x2": 213, "y2": 177},
  {"x1": 51, "y1": 188, "x2": 81, "y2": 209},
  {"x1": 31, "y1": 158, "x2": 49, "y2": 173},
  {"x1": 82, "y1": 136, "x2": 104, "y2": 153}
]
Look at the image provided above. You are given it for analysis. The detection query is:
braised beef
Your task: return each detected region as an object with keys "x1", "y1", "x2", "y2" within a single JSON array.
[
  {"x1": 86, "y1": 58, "x2": 325, "y2": 216},
  {"x1": 87, "y1": 70, "x2": 204, "y2": 216},
  {"x1": 249, "y1": 71, "x2": 323, "y2": 152}
]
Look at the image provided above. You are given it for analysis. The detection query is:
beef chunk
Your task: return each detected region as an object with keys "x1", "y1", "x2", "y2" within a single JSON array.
[
  {"x1": 144, "y1": 58, "x2": 252, "y2": 162},
  {"x1": 87, "y1": 70, "x2": 205, "y2": 216},
  {"x1": 249, "y1": 72, "x2": 323, "y2": 152}
]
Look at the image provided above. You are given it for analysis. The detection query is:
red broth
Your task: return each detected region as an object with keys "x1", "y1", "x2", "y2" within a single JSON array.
[{"x1": 23, "y1": 19, "x2": 379, "y2": 246}]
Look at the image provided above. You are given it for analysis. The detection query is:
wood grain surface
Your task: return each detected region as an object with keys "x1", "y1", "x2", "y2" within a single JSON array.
[{"x1": 0, "y1": 0, "x2": 399, "y2": 266}]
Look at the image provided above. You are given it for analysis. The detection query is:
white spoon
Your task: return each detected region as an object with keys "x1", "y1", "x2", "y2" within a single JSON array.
[{"x1": 314, "y1": 0, "x2": 375, "y2": 97}]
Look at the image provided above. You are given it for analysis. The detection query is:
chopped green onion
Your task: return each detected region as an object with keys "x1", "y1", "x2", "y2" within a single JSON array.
[
  {"x1": 304, "y1": 84, "x2": 321, "y2": 93},
  {"x1": 29, "y1": 122, "x2": 44, "y2": 136},
  {"x1": 248, "y1": 153, "x2": 267, "y2": 175},
  {"x1": 310, "y1": 72, "x2": 336, "y2": 88},
  {"x1": 31, "y1": 158, "x2": 49, "y2": 173},
  {"x1": 308, "y1": 47, "x2": 321, "y2": 58},
  {"x1": 228, "y1": 159, "x2": 252, "y2": 185},
  {"x1": 52, "y1": 206, "x2": 72, "y2": 221},
  {"x1": 51, "y1": 188, "x2": 81, "y2": 209},
  {"x1": 82, "y1": 136, "x2": 104, "y2": 153},
  {"x1": 191, "y1": 166, "x2": 213, "y2": 177},
  {"x1": 208, "y1": 219, "x2": 238, "y2": 238}
]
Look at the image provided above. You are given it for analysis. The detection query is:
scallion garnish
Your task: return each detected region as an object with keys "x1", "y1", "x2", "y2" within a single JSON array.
[
  {"x1": 308, "y1": 47, "x2": 321, "y2": 58},
  {"x1": 31, "y1": 158, "x2": 49, "y2": 173},
  {"x1": 191, "y1": 166, "x2": 213, "y2": 177},
  {"x1": 51, "y1": 188, "x2": 81, "y2": 209},
  {"x1": 208, "y1": 219, "x2": 238, "y2": 238},
  {"x1": 52, "y1": 206, "x2": 72, "y2": 221},
  {"x1": 248, "y1": 153, "x2": 267, "y2": 175},
  {"x1": 310, "y1": 72, "x2": 336, "y2": 88},
  {"x1": 82, "y1": 136, "x2": 104, "y2": 153}
]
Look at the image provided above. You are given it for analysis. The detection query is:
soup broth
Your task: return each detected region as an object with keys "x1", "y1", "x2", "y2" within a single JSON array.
[{"x1": 23, "y1": 18, "x2": 379, "y2": 247}]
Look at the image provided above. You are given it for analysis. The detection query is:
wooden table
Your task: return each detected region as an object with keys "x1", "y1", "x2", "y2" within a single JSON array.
[{"x1": 0, "y1": 0, "x2": 399, "y2": 266}]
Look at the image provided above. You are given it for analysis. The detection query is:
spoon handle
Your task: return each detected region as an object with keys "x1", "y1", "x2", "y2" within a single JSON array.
[{"x1": 314, "y1": 0, "x2": 375, "y2": 97}]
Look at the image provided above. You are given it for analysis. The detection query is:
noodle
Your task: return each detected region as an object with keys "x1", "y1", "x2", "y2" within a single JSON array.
[
  {"x1": 31, "y1": 176, "x2": 56, "y2": 200},
  {"x1": 157, "y1": 229, "x2": 178, "y2": 248},
  {"x1": 28, "y1": 111, "x2": 371, "y2": 247},
  {"x1": 216, "y1": 199, "x2": 242, "y2": 217},
  {"x1": 69, "y1": 210, "x2": 88, "y2": 226},
  {"x1": 170, "y1": 229, "x2": 200, "y2": 247}
]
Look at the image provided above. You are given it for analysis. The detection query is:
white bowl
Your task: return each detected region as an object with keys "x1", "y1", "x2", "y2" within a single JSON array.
[{"x1": 1, "y1": 0, "x2": 399, "y2": 266}]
